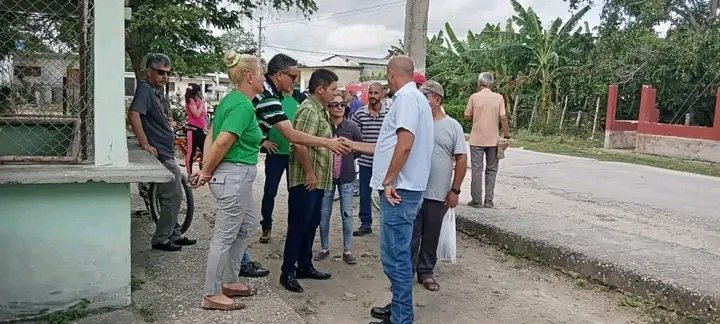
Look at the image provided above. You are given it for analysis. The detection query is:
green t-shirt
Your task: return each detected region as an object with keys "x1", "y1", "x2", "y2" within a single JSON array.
[
  {"x1": 266, "y1": 95, "x2": 299, "y2": 155},
  {"x1": 212, "y1": 90, "x2": 262, "y2": 165}
]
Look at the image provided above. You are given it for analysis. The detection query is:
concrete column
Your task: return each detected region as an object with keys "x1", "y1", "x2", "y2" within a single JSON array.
[
  {"x1": 403, "y1": 0, "x2": 430, "y2": 72},
  {"x1": 93, "y1": 0, "x2": 128, "y2": 167},
  {"x1": 605, "y1": 84, "x2": 618, "y2": 131}
]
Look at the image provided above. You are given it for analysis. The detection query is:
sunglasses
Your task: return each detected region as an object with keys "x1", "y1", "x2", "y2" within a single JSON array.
[
  {"x1": 150, "y1": 67, "x2": 172, "y2": 76},
  {"x1": 282, "y1": 71, "x2": 298, "y2": 81},
  {"x1": 328, "y1": 102, "x2": 345, "y2": 108}
]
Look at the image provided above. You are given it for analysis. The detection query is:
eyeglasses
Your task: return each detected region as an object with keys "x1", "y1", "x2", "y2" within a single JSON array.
[
  {"x1": 328, "y1": 102, "x2": 345, "y2": 108},
  {"x1": 282, "y1": 71, "x2": 298, "y2": 81},
  {"x1": 150, "y1": 67, "x2": 172, "y2": 76}
]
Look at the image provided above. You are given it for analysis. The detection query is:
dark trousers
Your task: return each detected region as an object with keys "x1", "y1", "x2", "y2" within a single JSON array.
[
  {"x1": 358, "y1": 165, "x2": 373, "y2": 229},
  {"x1": 260, "y1": 154, "x2": 290, "y2": 231},
  {"x1": 282, "y1": 185, "x2": 325, "y2": 275},
  {"x1": 411, "y1": 199, "x2": 449, "y2": 280}
]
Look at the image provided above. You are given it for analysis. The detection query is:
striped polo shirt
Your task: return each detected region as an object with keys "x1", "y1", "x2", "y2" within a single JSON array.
[
  {"x1": 350, "y1": 104, "x2": 387, "y2": 168},
  {"x1": 252, "y1": 75, "x2": 289, "y2": 139}
]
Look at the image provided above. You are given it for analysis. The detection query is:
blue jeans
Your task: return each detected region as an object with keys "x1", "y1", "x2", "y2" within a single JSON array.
[
  {"x1": 260, "y1": 154, "x2": 290, "y2": 231},
  {"x1": 242, "y1": 251, "x2": 251, "y2": 266},
  {"x1": 282, "y1": 185, "x2": 325, "y2": 275},
  {"x1": 358, "y1": 166, "x2": 373, "y2": 229},
  {"x1": 320, "y1": 182, "x2": 354, "y2": 251},
  {"x1": 379, "y1": 189, "x2": 425, "y2": 324}
]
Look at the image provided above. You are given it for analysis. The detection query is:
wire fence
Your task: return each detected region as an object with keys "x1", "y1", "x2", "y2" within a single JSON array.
[{"x1": 0, "y1": 0, "x2": 94, "y2": 164}]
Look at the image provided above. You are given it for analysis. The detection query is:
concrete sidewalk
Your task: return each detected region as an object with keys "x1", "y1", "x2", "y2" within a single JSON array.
[{"x1": 455, "y1": 147, "x2": 720, "y2": 321}]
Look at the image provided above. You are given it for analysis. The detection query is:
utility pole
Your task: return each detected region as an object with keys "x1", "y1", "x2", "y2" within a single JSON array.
[
  {"x1": 403, "y1": 0, "x2": 430, "y2": 72},
  {"x1": 257, "y1": 17, "x2": 264, "y2": 58}
]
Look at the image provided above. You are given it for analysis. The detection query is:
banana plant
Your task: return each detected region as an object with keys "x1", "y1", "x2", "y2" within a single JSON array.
[{"x1": 492, "y1": 0, "x2": 591, "y2": 123}]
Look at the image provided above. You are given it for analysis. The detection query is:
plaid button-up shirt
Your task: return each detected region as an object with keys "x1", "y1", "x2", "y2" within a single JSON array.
[{"x1": 288, "y1": 95, "x2": 333, "y2": 190}]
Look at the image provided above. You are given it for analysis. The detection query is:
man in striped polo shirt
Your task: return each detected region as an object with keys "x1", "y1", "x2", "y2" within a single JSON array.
[
  {"x1": 236, "y1": 54, "x2": 351, "y2": 279},
  {"x1": 351, "y1": 82, "x2": 387, "y2": 236}
]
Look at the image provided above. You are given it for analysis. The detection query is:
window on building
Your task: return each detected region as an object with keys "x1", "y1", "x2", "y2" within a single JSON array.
[{"x1": 14, "y1": 66, "x2": 42, "y2": 77}]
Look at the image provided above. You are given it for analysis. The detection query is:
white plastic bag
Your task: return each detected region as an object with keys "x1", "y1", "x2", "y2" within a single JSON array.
[{"x1": 436, "y1": 208, "x2": 457, "y2": 264}]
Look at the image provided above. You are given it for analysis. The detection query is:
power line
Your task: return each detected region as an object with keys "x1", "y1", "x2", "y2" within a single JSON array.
[
  {"x1": 264, "y1": 44, "x2": 344, "y2": 56},
  {"x1": 268, "y1": 1, "x2": 405, "y2": 27}
]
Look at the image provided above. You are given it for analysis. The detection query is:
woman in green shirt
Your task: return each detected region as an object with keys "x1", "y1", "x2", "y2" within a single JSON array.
[{"x1": 192, "y1": 52, "x2": 264, "y2": 311}]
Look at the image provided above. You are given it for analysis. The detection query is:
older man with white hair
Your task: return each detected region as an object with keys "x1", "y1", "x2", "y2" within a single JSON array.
[{"x1": 464, "y1": 72, "x2": 510, "y2": 208}]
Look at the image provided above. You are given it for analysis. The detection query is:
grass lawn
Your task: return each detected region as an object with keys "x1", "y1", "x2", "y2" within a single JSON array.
[{"x1": 511, "y1": 132, "x2": 720, "y2": 178}]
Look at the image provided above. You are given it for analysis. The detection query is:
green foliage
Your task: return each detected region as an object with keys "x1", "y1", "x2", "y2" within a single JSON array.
[
  {"x1": 125, "y1": 0, "x2": 318, "y2": 79},
  {"x1": 37, "y1": 298, "x2": 91, "y2": 324},
  {"x1": 444, "y1": 103, "x2": 471, "y2": 132},
  {"x1": 416, "y1": 0, "x2": 720, "y2": 134}
]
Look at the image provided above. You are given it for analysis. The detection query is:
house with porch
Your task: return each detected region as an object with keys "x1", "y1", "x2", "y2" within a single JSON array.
[{"x1": 0, "y1": 0, "x2": 170, "y2": 321}]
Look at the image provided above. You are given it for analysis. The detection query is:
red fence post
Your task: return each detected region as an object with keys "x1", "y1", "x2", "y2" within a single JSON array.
[
  {"x1": 638, "y1": 85, "x2": 652, "y2": 123},
  {"x1": 606, "y1": 84, "x2": 618, "y2": 131}
]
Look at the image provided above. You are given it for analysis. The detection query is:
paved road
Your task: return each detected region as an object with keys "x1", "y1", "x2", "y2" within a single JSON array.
[{"x1": 456, "y1": 147, "x2": 720, "y2": 308}]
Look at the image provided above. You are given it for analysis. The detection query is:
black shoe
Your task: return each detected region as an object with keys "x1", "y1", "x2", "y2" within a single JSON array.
[
  {"x1": 151, "y1": 241, "x2": 182, "y2": 252},
  {"x1": 280, "y1": 273, "x2": 303, "y2": 293},
  {"x1": 353, "y1": 227, "x2": 372, "y2": 237},
  {"x1": 371, "y1": 303, "x2": 390, "y2": 320},
  {"x1": 296, "y1": 268, "x2": 331, "y2": 280},
  {"x1": 484, "y1": 200, "x2": 495, "y2": 208},
  {"x1": 239, "y1": 261, "x2": 270, "y2": 278},
  {"x1": 369, "y1": 320, "x2": 391, "y2": 324},
  {"x1": 172, "y1": 237, "x2": 197, "y2": 246}
]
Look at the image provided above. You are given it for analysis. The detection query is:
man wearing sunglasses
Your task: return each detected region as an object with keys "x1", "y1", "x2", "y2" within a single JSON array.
[
  {"x1": 236, "y1": 54, "x2": 353, "y2": 279},
  {"x1": 128, "y1": 53, "x2": 197, "y2": 252}
]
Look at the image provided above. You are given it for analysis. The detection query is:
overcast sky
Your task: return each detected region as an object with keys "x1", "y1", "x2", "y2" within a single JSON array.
[{"x1": 234, "y1": 0, "x2": 603, "y2": 62}]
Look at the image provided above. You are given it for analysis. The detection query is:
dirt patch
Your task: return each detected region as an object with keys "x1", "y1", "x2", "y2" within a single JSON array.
[{"x1": 80, "y1": 157, "x2": 650, "y2": 323}]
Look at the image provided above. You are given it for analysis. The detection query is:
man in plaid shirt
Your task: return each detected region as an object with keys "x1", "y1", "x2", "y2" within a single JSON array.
[{"x1": 279, "y1": 69, "x2": 339, "y2": 293}]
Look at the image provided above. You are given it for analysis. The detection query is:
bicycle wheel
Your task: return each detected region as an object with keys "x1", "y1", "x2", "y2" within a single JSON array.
[{"x1": 148, "y1": 176, "x2": 194, "y2": 234}]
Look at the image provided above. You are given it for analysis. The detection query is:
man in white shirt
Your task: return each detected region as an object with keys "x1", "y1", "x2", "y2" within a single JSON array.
[{"x1": 368, "y1": 56, "x2": 434, "y2": 324}]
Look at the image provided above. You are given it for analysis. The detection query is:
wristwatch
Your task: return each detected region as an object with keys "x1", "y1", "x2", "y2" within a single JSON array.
[{"x1": 450, "y1": 188, "x2": 461, "y2": 195}]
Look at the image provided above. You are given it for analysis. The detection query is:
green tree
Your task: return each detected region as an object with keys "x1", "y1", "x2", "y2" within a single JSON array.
[{"x1": 125, "y1": 0, "x2": 317, "y2": 80}]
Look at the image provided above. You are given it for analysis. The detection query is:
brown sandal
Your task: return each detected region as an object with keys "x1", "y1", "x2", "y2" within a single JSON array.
[
  {"x1": 420, "y1": 278, "x2": 440, "y2": 291},
  {"x1": 222, "y1": 285, "x2": 257, "y2": 297},
  {"x1": 201, "y1": 296, "x2": 246, "y2": 310}
]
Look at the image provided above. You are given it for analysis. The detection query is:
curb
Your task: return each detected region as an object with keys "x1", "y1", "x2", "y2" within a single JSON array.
[{"x1": 455, "y1": 212, "x2": 720, "y2": 322}]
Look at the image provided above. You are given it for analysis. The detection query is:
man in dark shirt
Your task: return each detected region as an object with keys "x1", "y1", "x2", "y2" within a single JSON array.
[{"x1": 128, "y1": 53, "x2": 196, "y2": 252}]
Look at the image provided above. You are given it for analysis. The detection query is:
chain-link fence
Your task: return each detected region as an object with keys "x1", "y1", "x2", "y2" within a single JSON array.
[{"x1": 0, "y1": 0, "x2": 94, "y2": 164}]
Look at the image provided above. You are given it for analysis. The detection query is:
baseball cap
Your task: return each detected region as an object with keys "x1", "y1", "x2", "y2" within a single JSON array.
[
  {"x1": 419, "y1": 80, "x2": 444, "y2": 98},
  {"x1": 413, "y1": 72, "x2": 426, "y2": 86}
]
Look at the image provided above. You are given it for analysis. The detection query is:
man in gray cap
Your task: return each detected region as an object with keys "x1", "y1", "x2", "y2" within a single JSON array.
[{"x1": 412, "y1": 80, "x2": 467, "y2": 292}]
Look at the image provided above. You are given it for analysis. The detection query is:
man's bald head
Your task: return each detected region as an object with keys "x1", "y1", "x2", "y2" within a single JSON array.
[
  {"x1": 386, "y1": 55, "x2": 415, "y2": 92},
  {"x1": 369, "y1": 82, "x2": 384, "y2": 92},
  {"x1": 387, "y1": 55, "x2": 414, "y2": 78}
]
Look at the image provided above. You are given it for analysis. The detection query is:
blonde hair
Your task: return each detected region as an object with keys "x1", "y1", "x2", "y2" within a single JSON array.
[{"x1": 224, "y1": 51, "x2": 263, "y2": 86}]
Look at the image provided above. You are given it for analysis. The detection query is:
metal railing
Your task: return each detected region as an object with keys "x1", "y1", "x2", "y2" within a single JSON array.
[{"x1": 0, "y1": 0, "x2": 94, "y2": 163}]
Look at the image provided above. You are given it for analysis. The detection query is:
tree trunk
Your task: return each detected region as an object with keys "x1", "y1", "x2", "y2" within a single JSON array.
[
  {"x1": 403, "y1": 0, "x2": 430, "y2": 72},
  {"x1": 591, "y1": 97, "x2": 600, "y2": 139},
  {"x1": 130, "y1": 52, "x2": 144, "y2": 83},
  {"x1": 559, "y1": 96, "x2": 568, "y2": 131},
  {"x1": 511, "y1": 94, "x2": 519, "y2": 129},
  {"x1": 529, "y1": 95, "x2": 539, "y2": 130}
]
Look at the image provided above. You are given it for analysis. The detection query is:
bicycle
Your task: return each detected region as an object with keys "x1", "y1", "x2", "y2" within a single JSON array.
[
  {"x1": 137, "y1": 174, "x2": 195, "y2": 234},
  {"x1": 130, "y1": 127, "x2": 196, "y2": 234}
]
